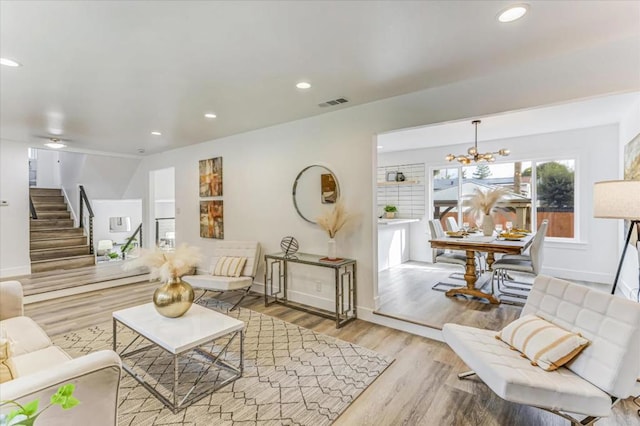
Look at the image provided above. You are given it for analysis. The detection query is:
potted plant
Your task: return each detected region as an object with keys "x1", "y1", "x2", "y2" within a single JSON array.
[{"x1": 384, "y1": 205, "x2": 398, "y2": 219}]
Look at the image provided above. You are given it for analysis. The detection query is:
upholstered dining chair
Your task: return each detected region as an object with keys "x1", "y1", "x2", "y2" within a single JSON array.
[
  {"x1": 445, "y1": 216, "x2": 459, "y2": 232},
  {"x1": 428, "y1": 219, "x2": 467, "y2": 270},
  {"x1": 490, "y1": 219, "x2": 548, "y2": 302},
  {"x1": 429, "y1": 219, "x2": 484, "y2": 275}
]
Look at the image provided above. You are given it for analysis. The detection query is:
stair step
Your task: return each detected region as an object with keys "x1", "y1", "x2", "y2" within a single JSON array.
[
  {"x1": 29, "y1": 188, "x2": 62, "y2": 197},
  {"x1": 32, "y1": 203, "x2": 68, "y2": 211},
  {"x1": 31, "y1": 228, "x2": 84, "y2": 239},
  {"x1": 30, "y1": 236, "x2": 88, "y2": 250},
  {"x1": 34, "y1": 211, "x2": 72, "y2": 219},
  {"x1": 30, "y1": 255, "x2": 96, "y2": 273},
  {"x1": 31, "y1": 195, "x2": 64, "y2": 203},
  {"x1": 30, "y1": 245, "x2": 91, "y2": 261},
  {"x1": 30, "y1": 219, "x2": 75, "y2": 229}
]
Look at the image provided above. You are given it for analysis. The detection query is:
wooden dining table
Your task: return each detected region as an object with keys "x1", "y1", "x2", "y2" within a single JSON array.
[{"x1": 429, "y1": 233, "x2": 535, "y2": 304}]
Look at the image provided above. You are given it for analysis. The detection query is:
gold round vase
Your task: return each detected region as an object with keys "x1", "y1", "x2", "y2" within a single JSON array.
[{"x1": 153, "y1": 277, "x2": 195, "y2": 318}]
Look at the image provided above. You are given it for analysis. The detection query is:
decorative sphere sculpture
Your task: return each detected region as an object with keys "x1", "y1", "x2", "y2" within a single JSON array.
[{"x1": 280, "y1": 236, "x2": 299, "y2": 257}]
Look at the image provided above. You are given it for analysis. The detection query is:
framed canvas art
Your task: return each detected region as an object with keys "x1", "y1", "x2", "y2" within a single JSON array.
[
  {"x1": 200, "y1": 200, "x2": 224, "y2": 239},
  {"x1": 199, "y1": 157, "x2": 223, "y2": 197}
]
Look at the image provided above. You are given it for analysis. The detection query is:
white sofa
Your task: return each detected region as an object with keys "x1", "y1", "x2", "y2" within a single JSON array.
[
  {"x1": 0, "y1": 281, "x2": 122, "y2": 426},
  {"x1": 443, "y1": 275, "x2": 640, "y2": 424}
]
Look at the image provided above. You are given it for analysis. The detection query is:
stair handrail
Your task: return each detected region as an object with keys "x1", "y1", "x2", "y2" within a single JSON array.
[
  {"x1": 78, "y1": 185, "x2": 95, "y2": 254},
  {"x1": 121, "y1": 223, "x2": 142, "y2": 259},
  {"x1": 29, "y1": 197, "x2": 38, "y2": 219}
]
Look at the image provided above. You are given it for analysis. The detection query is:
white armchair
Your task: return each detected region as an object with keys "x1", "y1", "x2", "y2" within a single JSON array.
[
  {"x1": 182, "y1": 241, "x2": 261, "y2": 310},
  {"x1": 0, "y1": 281, "x2": 122, "y2": 426},
  {"x1": 443, "y1": 275, "x2": 640, "y2": 425}
]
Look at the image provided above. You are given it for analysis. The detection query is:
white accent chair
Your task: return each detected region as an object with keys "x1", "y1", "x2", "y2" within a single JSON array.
[
  {"x1": 0, "y1": 281, "x2": 122, "y2": 426},
  {"x1": 443, "y1": 275, "x2": 640, "y2": 425},
  {"x1": 182, "y1": 241, "x2": 261, "y2": 310}
]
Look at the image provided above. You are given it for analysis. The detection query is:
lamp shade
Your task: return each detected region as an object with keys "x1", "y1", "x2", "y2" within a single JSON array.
[{"x1": 593, "y1": 180, "x2": 640, "y2": 220}]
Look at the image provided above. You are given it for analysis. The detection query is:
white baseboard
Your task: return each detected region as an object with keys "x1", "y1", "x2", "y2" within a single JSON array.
[
  {"x1": 251, "y1": 281, "x2": 444, "y2": 342},
  {"x1": 359, "y1": 308, "x2": 444, "y2": 342},
  {"x1": 0, "y1": 264, "x2": 31, "y2": 279},
  {"x1": 542, "y1": 267, "x2": 613, "y2": 284}
]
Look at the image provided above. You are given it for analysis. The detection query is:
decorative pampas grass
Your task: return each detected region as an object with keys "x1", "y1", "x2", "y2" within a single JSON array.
[
  {"x1": 316, "y1": 200, "x2": 350, "y2": 238},
  {"x1": 123, "y1": 244, "x2": 203, "y2": 283},
  {"x1": 464, "y1": 187, "x2": 509, "y2": 216}
]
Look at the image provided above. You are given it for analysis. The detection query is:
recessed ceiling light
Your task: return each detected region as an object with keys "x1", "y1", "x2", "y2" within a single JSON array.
[
  {"x1": 296, "y1": 82, "x2": 312, "y2": 89},
  {"x1": 0, "y1": 57, "x2": 21, "y2": 67},
  {"x1": 377, "y1": 145, "x2": 383, "y2": 149},
  {"x1": 204, "y1": 113, "x2": 217, "y2": 119},
  {"x1": 151, "y1": 131, "x2": 162, "y2": 136},
  {"x1": 44, "y1": 139, "x2": 66, "y2": 149},
  {"x1": 498, "y1": 4, "x2": 529, "y2": 23}
]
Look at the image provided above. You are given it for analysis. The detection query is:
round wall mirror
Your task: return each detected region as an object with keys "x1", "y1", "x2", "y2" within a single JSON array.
[{"x1": 292, "y1": 165, "x2": 341, "y2": 224}]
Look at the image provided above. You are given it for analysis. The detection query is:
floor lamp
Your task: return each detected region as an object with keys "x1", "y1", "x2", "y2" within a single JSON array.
[{"x1": 593, "y1": 180, "x2": 640, "y2": 295}]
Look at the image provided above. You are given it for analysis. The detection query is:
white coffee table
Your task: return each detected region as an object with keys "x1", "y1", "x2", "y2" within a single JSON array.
[{"x1": 112, "y1": 303, "x2": 244, "y2": 413}]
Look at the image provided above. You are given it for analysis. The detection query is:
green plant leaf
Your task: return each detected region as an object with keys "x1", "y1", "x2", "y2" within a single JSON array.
[
  {"x1": 50, "y1": 384, "x2": 78, "y2": 409},
  {"x1": 6, "y1": 408, "x2": 22, "y2": 422},
  {"x1": 21, "y1": 400, "x2": 39, "y2": 417},
  {"x1": 60, "y1": 396, "x2": 79, "y2": 410}
]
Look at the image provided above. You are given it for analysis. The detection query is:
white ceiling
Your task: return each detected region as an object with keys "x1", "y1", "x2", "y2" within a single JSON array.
[
  {"x1": 1, "y1": 1, "x2": 639, "y2": 155},
  {"x1": 377, "y1": 91, "x2": 640, "y2": 152}
]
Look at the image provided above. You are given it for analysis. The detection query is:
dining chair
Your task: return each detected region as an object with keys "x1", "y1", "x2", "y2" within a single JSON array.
[
  {"x1": 428, "y1": 219, "x2": 467, "y2": 270},
  {"x1": 445, "y1": 217, "x2": 459, "y2": 232},
  {"x1": 490, "y1": 219, "x2": 549, "y2": 302}
]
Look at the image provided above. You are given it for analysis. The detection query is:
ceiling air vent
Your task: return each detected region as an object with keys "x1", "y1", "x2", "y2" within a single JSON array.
[{"x1": 318, "y1": 97, "x2": 349, "y2": 108}]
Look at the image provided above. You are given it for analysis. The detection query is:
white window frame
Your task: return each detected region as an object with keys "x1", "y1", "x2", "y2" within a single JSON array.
[{"x1": 430, "y1": 157, "x2": 579, "y2": 242}]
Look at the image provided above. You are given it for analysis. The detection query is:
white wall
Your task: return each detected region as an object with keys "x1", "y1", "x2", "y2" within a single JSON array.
[
  {"x1": 92, "y1": 199, "x2": 143, "y2": 247},
  {"x1": 617, "y1": 98, "x2": 640, "y2": 299},
  {"x1": 379, "y1": 124, "x2": 620, "y2": 284},
  {"x1": 34, "y1": 149, "x2": 61, "y2": 188},
  {"x1": 122, "y1": 44, "x2": 639, "y2": 320},
  {"x1": 0, "y1": 140, "x2": 30, "y2": 277},
  {"x1": 59, "y1": 151, "x2": 141, "y2": 219}
]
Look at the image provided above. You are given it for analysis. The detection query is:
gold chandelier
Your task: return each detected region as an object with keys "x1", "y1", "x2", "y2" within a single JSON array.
[{"x1": 445, "y1": 120, "x2": 510, "y2": 164}]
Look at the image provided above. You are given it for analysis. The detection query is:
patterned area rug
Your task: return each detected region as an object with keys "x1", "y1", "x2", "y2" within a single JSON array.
[{"x1": 53, "y1": 299, "x2": 393, "y2": 425}]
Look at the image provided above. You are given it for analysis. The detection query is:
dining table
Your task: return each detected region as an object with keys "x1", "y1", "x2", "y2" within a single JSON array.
[{"x1": 429, "y1": 232, "x2": 535, "y2": 304}]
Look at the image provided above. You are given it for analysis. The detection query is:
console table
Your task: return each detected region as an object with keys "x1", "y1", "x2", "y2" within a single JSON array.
[{"x1": 264, "y1": 252, "x2": 357, "y2": 328}]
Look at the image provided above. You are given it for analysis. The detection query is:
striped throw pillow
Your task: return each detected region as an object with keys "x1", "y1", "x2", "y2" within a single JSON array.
[
  {"x1": 211, "y1": 256, "x2": 247, "y2": 278},
  {"x1": 0, "y1": 338, "x2": 13, "y2": 383},
  {"x1": 496, "y1": 314, "x2": 590, "y2": 371}
]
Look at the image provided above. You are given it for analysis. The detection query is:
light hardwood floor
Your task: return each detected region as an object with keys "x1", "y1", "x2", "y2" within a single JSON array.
[
  {"x1": 24, "y1": 280, "x2": 640, "y2": 425},
  {"x1": 376, "y1": 261, "x2": 522, "y2": 331}
]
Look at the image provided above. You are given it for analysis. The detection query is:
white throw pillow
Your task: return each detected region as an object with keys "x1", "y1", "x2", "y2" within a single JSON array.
[
  {"x1": 496, "y1": 314, "x2": 590, "y2": 371},
  {"x1": 211, "y1": 256, "x2": 247, "y2": 278}
]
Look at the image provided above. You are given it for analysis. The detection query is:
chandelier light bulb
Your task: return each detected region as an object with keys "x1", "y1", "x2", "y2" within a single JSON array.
[
  {"x1": 467, "y1": 147, "x2": 477, "y2": 155},
  {"x1": 445, "y1": 154, "x2": 455, "y2": 161}
]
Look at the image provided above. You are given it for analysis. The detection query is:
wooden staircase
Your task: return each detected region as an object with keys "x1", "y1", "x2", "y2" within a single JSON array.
[{"x1": 30, "y1": 188, "x2": 96, "y2": 273}]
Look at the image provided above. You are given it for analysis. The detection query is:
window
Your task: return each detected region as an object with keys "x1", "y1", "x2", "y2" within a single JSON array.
[
  {"x1": 432, "y1": 159, "x2": 576, "y2": 239},
  {"x1": 534, "y1": 160, "x2": 575, "y2": 238}
]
